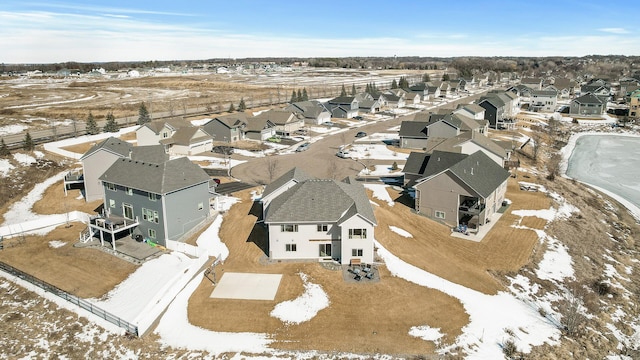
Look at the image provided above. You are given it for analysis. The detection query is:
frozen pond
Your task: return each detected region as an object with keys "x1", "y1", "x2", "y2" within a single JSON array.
[{"x1": 566, "y1": 135, "x2": 640, "y2": 214}]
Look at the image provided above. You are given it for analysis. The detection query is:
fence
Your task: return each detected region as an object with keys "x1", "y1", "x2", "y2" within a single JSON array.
[{"x1": 0, "y1": 261, "x2": 138, "y2": 336}]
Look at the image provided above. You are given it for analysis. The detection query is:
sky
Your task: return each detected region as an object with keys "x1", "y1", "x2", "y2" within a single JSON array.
[{"x1": 1, "y1": 0, "x2": 639, "y2": 63}]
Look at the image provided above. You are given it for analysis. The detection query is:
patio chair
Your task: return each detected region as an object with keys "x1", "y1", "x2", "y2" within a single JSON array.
[
  {"x1": 354, "y1": 274, "x2": 362, "y2": 281},
  {"x1": 365, "y1": 271, "x2": 375, "y2": 280}
]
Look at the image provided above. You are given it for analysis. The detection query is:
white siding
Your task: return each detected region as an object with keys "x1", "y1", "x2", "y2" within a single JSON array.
[{"x1": 339, "y1": 215, "x2": 375, "y2": 265}]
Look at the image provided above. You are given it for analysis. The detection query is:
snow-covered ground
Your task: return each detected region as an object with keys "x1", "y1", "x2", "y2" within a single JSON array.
[{"x1": 349, "y1": 144, "x2": 408, "y2": 161}]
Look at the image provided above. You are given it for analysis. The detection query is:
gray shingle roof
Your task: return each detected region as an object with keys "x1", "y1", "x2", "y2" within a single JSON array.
[
  {"x1": 162, "y1": 127, "x2": 213, "y2": 146},
  {"x1": 285, "y1": 101, "x2": 330, "y2": 119},
  {"x1": 99, "y1": 157, "x2": 210, "y2": 194},
  {"x1": 141, "y1": 118, "x2": 191, "y2": 134},
  {"x1": 253, "y1": 109, "x2": 301, "y2": 125},
  {"x1": 328, "y1": 96, "x2": 355, "y2": 105},
  {"x1": 262, "y1": 167, "x2": 314, "y2": 199},
  {"x1": 211, "y1": 113, "x2": 248, "y2": 128},
  {"x1": 398, "y1": 121, "x2": 429, "y2": 138},
  {"x1": 573, "y1": 93, "x2": 603, "y2": 104},
  {"x1": 130, "y1": 145, "x2": 169, "y2": 164},
  {"x1": 403, "y1": 152, "x2": 431, "y2": 175},
  {"x1": 417, "y1": 150, "x2": 510, "y2": 198},
  {"x1": 429, "y1": 132, "x2": 507, "y2": 159},
  {"x1": 265, "y1": 178, "x2": 376, "y2": 225},
  {"x1": 80, "y1": 136, "x2": 132, "y2": 160}
]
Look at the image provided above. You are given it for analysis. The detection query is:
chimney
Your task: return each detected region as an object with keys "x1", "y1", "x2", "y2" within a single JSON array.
[
  {"x1": 128, "y1": 149, "x2": 133, "y2": 159},
  {"x1": 471, "y1": 167, "x2": 474, "y2": 175}
]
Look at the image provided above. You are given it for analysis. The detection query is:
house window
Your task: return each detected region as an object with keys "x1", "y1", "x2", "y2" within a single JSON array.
[
  {"x1": 348, "y1": 228, "x2": 367, "y2": 239},
  {"x1": 317, "y1": 224, "x2": 328, "y2": 232},
  {"x1": 148, "y1": 193, "x2": 158, "y2": 201},
  {"x1": 142, "y1": 208, "x2": 159, "y2": 223},
  {"x1": 106, "y1": 183, "x2": 117, "y2": 192},
  {"x1": 352, "y1": 248, "x2": 363, "y2": 257},
  {"x1": 109, "y1": 199, "x2": 115, "y2": 208},
  {"x1": 162, "y1": 132, "x2": 169, "y2": 138},
  {"x1": 148, "y1": 228, "x2": 156, "y2": 239},
  {"x1": 198, "y1": 202, "x2": 204, "y2": 211},
  {"x1": 435, "y1": 211, "x2": 446, "y2": 219},
  {"x1": 281, "y1": 224, "x2": 298, "y2": 232},
  {"x1": 285, "y1": 244, "x2": 297, "y2": 252},
  {"x1": 125, "y1": 187, "x2": 132, "y2": 196},
  {"x1": 123, "y1": 203, "x2": 134, "y2": 220},
  {"x1": 319, "y1": 244, "x2": 331, "y2": 257}
]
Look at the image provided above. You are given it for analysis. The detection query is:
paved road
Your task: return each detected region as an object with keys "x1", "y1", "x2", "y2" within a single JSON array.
[{"x1": 229, "y1": 88, "x2": 493, "y2": 185}]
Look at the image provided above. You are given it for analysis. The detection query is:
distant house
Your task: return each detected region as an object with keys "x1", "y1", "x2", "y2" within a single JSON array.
[
  {"x1": 327, "y1": 96, "x2": 359, "y2": 118},
  {"x1": 382, "y1": 92, "x2": 405, "y2": 108},
  {"x1": 478, "y1": 91, "x2": 519, "y2": 129},
  {"x1": 78, "y1": 137, "x2": 168, "y2": 202},
  {"x1": 355, "y1": 93, "x2": 381, "y2": 113},
  {"x1": 136, "y1": 118, "x2": 193, "y2": 147},
  {"x1": 407, "y1": 83, "x2": 429, "y2": 101},
  {"x1": 243, "y1": 117, "x2": 276, "y2": 141},
  {"x1": 550, "y1": 77, "x2": 577, "y2": 98},
  {"x1": 580, "y1": 84, "x2": 610, "y2": 103},
  {"x1": 569, "y1": 94, "x2": 605, "y2": 115},
  {"x1": 262, "y1": 168, "x2": 377, "y2": 265},
  {"x1": 425, "y1": 131, "x2": 512, "y2": 167},
  {"x1": 520, "y1": 77, "x2": 543, "y2": 90},
  {"x1": 453, "y1": 104, "x2": 488, "y2": 133},
  {"x1": 96, "y1": 157, "x2": 213, "y2": 248},
  {"x1": 202, "y1": 113, "x2": 247, "y2": 143},
  {"x1": 253, "y1": 109, "x2": 304, "y2": 136},
  {"x1": 285, "y1": 100, "x2": 332, "y2": 125},
  {"x1": 530, "y1": 89, "x2": 558, "y2": 112},
  {"x1": 407, "y1": 150, "x2": 510, "y2": 228},
  {"x1": 398, "y1": 120, "x2": 430, "y2": 149},
  {"x1": 158, "y1": 127, "x2": 214, "y2": 156}
]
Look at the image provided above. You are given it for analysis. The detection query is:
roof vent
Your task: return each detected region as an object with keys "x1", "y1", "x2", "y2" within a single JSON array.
[{"x1": 471, "y1": 167, "x2": 474, "y2": 175}]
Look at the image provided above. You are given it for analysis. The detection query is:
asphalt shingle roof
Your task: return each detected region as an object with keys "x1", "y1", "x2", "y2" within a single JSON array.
[
  {"x1": 398, "y1": 121, "x2": 429, "y2": 138},
  {"x1": 265, "y1": 178, "x2": 376, "y2": 225},
  {"x1": 99, "y1": 157, "x2": 210, "y2": 194},
  {"x1": 262, "y1": 167, "x2": 314, "y2": 199},
  {"x1": 81, "y1": 136, "x2": 131, "y2": 160}
]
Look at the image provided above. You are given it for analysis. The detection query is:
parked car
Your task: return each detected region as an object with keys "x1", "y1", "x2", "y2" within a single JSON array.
[
  {"x1": 353, "y1": 115, "x2": 363, "y2": 120},
  {"x1": 294, "y1": 129, "x2": 308, "y2": 135},
  {"x1": 296, "y1": 142, "x2": 310, "y2": 152},
  {"x1": 323, "y1": 121, "x2": 336, "y2": 126},
  {"x1": 267, "y1": 136, "x2": 281, "y2": 143},
  {"x1": 355, "y1": 131, "x2": 367, "y2": 138},
  {"x1": 212, "y1": 178, "x2": 221, "y2": 185},
  {"x1": 336, "y1": 149, "x2": 351, "y2": 158}
]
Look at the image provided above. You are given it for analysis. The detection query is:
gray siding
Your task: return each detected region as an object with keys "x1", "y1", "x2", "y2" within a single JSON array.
[
  {"x1": 164, "y1": 182, "x2": 210, "y2": 241},
  {"x1": 401, "y1": 137, "x2": 429, "y2": 149},
  {"x1": 102, "y1": 183, "x2": 166, "y2": 244},
  {"x1": 83, "y1": 151, "x2": 123, "y2": 202}
]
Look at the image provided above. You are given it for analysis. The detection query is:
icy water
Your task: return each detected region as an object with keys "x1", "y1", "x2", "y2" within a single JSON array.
[{"x1": 566, "y1": 135, "x2": 640, "y2": 214}]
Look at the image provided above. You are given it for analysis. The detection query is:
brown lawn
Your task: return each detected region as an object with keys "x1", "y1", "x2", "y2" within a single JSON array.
[{"x1": 0, "y1": 155, "x2": 553, "y2": 357}]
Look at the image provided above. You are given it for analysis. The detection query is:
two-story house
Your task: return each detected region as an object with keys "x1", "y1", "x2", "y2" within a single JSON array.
[
  {"x1": 327, "y1": 96, "x2": 359, "y2": 118},
  {"x1": 285, "y1": 101, "x2": 332, "y2": 125},
  {"x1": 262, "y1": 168, "x2": 377, "y2": 265},
  {"x1": 202, "y1": 113, "x2": 247, "y2": 143},
  {"x1": 530, "y1": 89, "x2": 558, "y2": 112},
  {"x1": 95, "y1": 157, "x2": 213, "y2": 248}
]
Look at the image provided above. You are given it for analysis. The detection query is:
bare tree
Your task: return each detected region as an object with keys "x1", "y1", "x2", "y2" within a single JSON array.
[
  {"x1": 264, "y1": 155, "x2": 279, "y2": 184},
  {"x1": 558, "y1": 285, "x2": 587, "y2": 337},
  {"x1": 529, "y1": 129, "x2": 542, "y2": 161},
  {"x1": 546, "y1": 151, "x2": 562, "y2": 181}
]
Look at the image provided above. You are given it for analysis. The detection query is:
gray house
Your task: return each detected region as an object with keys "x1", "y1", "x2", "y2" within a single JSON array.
[
  {"x1": 77, "y1": 137, "x2": 168, "y2": 202},
  {"x1": 285, "y1": 101, "x2": 332, "y2": 125},
  {"x1": 254, "y1": 109, "x2": 304, "y2": 136},
  {"x1": 327, "y1": 96, "x2": 359, "y2": 118},
  {"x1": 243, "y1": 116, "x2": 276, "y2": 141},
  {"x1": 398, "y1": 120, "x2": 430, "y2": 149},
  {"x1": 95, "y1": 157, "x2": 213, "y2": 248},
  {"x1": 408, "y1": 150, "x2": 510, "y2": 229},
  {"x1": 262, "y1": 168, "x2": 377, "y2": 265},
  {"x1": 202, "y1": 113, "x2": 247, "y2": 143},
  {"x1": 569, "y1": 93, "x2": 605, "y2": 115}
]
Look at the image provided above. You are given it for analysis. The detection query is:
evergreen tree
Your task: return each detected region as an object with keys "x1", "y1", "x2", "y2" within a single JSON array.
[
  {"x1": 23, "y1": 131, "x2": 34, "y2": 152},
  {"x1": 86, "y1": 112, "x2": 99, "y2": 135},
  {"x1": 103, "y1": 112, "x2": 118, "y2": 133},
  {"x1": 302, "y1": 88, "x2": 308, "y2": 101},
  {"x1": 442, "y1": 74, "x2": 450, "y2": 81},
  {"x1": 399, "y1": 76, "x2": 410, "y2": 89},
  {"x1": 290, "y1": 90, "x2": 297, "y2": 103},
  {"x1": 371, "y1": 82, "x2": 377, "y2": 92},
  {"x1": 297, "y1": 89, "x2": 302, "y2": 102},
  {"x1": 340, "y1": 84, "x2": 347, "y2": 96},
  {"x1": 391, "y1": 79, "x2": 398, "y2": 89},
  {"x1": 228, "y1": 103, "x2": 235, "y2": 112},
  {"x1": 0, "y1": 138, "x2": 10, "y2": 157},
  {"x1": 137, "y1": 102, "x2": 151, "y2": 125},
  {"x1": 351, "y1": 84, "x2": 356, "y2": 96},
  {"x1": 422, "y1": 73, "x2": 430, "y2": 82},
  {"x1": 238, "y1": 98, "x2": 246, "y2": 111},
  {"x1": 365, "y1": 83, "x2": 371, "y2": 93}
]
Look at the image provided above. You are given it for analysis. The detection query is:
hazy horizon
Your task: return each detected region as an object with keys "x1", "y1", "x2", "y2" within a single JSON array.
[{"x1": 2, "y1": 0, "x2": 639, "y2": 63}]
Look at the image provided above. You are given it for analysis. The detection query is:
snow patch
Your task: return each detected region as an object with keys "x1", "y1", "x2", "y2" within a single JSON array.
[
  {"x1": 389, "y1": 226, "x2": 413, "y2": 238},
  {"x1": 48, "y1": 240, "x2": 67, "y2": 248},
  {"x1": 270, "y1": 273, "x2": 329, "y2": 325}
]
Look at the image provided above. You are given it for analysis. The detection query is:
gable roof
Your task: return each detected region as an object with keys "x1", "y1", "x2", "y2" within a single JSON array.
[
  {"x1": 244, "y1": 117, "x2": 275, "y2": 132},
  {"x1": 264, "y1": 178, "x2": 376, "y2": 225},
  {"x1": 161, "y1": 127, "x2": 213, "y2": 146},
  {"x1": 253, "y1": 109, "x2": 301, "y2": 125},
  {"x1": 403, "y1": 152, "x2": 431, "y2": 176},
  {"x1": 428, "y1": 132, "x2": 508, "y2": 159},
  {"x1": 328, "y1": 96, "x2": 356, "y2": 105},
  {"x1": 530, "y1": 89, "x2": 558, "y2": 97},
  {"x1": 140, "y1": 118, "x2": 191, "y2": 134},
  {"x1": 417, "y1": 151, "x2": 510, "y2": 198},
  {"x1": 209, "y1": 113, "x2": 248, "y2": 129},
  {"x1": 80, "y1": 136, "x2": 132, "y2": 160},
  {"x1": 572, "y1": 93, "x2": 604, "y2": 105},
  {"x1": 129, "y1": 145, "x2": 169, "y2": 164},
  {"x1": 399, "y1": 120, "x2": 429, "y2": 138},
  {"x1": 99, "y1": 156, "x2": 210, "y2": 194},
  {"x1": 262, "y1": 167, "x2": 314, "y2": 199},
  {"x1": 456, "y1": 104, "x2": 485, "y2": 115},
  {"x1": 285, "y1": 101, "x2": 330, "y2": 118}
]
